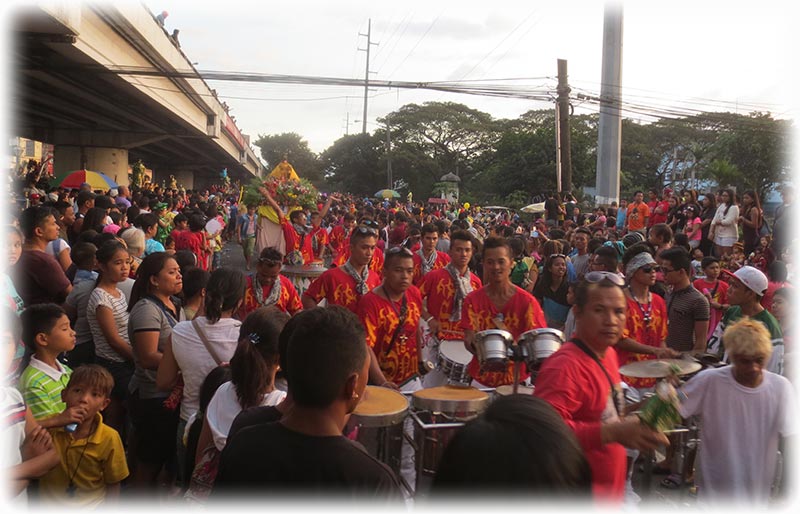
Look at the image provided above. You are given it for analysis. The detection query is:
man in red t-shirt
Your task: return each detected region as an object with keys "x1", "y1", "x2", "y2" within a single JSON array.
[
  {"x1": 329, "y1": 213, "x2": 356, "y2": 263},
  {"x1": 460, "y1": 237, "x2": 546, "y2": 388},
  {"x1": 534, "y1": 276, "x2": 668, "y2": 503},
  {"x1": 303, "y1": 227, "x2": 381, "y2": 312},
  {"x1": 411, "y1": 223, "x2": 450, "y2": 286},
  {"x1": 308, "y1": 211, "x2": 330, "y2": 262}
]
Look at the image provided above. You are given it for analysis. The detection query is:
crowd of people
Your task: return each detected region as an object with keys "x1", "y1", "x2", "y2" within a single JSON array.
[{"x1": 1, "y1": 176, "x2": 796, "y2": 508}]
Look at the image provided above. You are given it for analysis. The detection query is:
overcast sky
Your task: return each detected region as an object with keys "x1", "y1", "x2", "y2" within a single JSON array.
[{"x1": 141, "y1": 0, "x2": 796, "y2": 156}]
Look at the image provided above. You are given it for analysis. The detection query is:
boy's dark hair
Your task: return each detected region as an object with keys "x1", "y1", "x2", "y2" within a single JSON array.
[
  {"x1": 188, "y1": 213, "x2": 206, "y2": 232},
  {"x1": 182, "y1": 267, "x2": 210, "y2": 300},
  {"x1": 449, "y1": 230, "x2": 474, "y2": 248},
  {"x1": 173, "y1": 213, "x2": 188, "y2": 226},
  {"x1": 650, "y1": 223, "x2": 673, "y2": 244},
  {"x1": 288, "y1": 210, "x2": 305, "y2": 224},
  {"x1": 659, "y1": 247, "x2": 692, "y2": 275},
  {"x1": 421, "y1": 223, "x2": 439, "y2": 236},
  {"x1": 587, "y1": 237, "x2": 605, "y2": 254},
  {"x1": 174, "y1": 250, "x2": 198, "y2": 274},
  {"x1": 285, "y1": 306, "x2": 367, "y2": 408},
  {"x1": 548, "y1": 229, "x2": 566, "y2": 240},
  {"x1": 19, "y1": 206, "x2": 56, "y2": 240},
  {"x1": 483, "y1": 236, "x2": 512, "y2": 259},
  {"x1": 134, "y1": 212, "x2": 159, "y2": 232},
  {"x1": 767, "y1": 260, "x2": 788, "y2": 283},
  {"x1": 71, "y1": 242, "x2": 98, "y2": 269},
  {"x1": 701, "y1": 256, "x2": 720, "y2": 269},
  {"x1": 66, "y1": 364, "x2": 114, "y2": 398},
  {"x1": 19, "y1": 304, "x2": 67, "y2": 371},
  {"x1": 592, "y1": 245, "x2": 619, "y2": 272}
]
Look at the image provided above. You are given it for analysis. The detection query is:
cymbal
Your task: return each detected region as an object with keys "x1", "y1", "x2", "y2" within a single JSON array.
[{"x1": 619, "y1": 359, "x2": 701, "y2": 378}]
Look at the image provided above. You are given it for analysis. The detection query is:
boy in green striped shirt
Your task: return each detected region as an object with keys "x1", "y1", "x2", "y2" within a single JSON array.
[{"x1": 18, "y1": 304, "x2": 87, "y2": 428}]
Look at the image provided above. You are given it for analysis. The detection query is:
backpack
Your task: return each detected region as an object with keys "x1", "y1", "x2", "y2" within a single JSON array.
[{"x1": 510, "y1": 258, "x2": 529, "y2": 287}]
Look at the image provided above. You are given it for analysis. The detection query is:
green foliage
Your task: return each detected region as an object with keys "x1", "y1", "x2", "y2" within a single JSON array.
[{"x1": 319, "y1": 133, "x2": 384, "y2": 195}]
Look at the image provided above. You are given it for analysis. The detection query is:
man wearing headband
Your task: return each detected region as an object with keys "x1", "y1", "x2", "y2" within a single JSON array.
[{"x1": 616, "y1": 247, "x2": 679, "y2": 394}]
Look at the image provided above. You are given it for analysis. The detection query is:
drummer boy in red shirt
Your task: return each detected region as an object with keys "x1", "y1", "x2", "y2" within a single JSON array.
[{"x1": 461, "y1": 237, "x2": 546, "y2": 388}]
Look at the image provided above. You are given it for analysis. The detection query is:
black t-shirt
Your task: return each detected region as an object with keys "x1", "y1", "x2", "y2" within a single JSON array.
[
  {"x1": 227, "y1": 405, "x2": 282, "y2": 443},
  {"x1": 544, "y1": 198, "x2": 560, "y2": 220},
  {"x1": 213, "y1": 422, "x2": 403, "y2": 500}
]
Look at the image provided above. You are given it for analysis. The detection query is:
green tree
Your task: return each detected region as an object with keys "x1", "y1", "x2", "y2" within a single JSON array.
[
  {"x1": 319, "y1": 133, "x2": 384, "y2": 195},
  {"x1": 253, "y1": 132, "x2": 324, "y2": 186}
]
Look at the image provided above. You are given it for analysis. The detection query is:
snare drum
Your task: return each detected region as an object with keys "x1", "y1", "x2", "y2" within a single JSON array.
[
  {"x1": 437, "y1": 340, "x2": 472, "y2": 386},
  {"x1": 410, "y1": 385, "x2": 489, "y2": 493},
  {"x1": 348, "y1": 385, "x2": 409, "y2": 475},
  {"x1": 472, "y1": 329, "x2": 513, "y2": 373}
]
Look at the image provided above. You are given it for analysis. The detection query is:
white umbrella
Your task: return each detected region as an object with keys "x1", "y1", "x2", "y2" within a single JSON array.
[{"x1": 520, "y1": 202, "x2": 546, "y2": 214}]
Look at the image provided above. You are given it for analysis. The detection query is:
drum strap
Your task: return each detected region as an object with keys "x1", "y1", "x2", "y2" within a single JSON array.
[
  {"x1": 384, "y1": 294, "x2": 408, "y2": 356},
  {"x1": 571, "y1": 339, "x2": 623, "y2": 418}
]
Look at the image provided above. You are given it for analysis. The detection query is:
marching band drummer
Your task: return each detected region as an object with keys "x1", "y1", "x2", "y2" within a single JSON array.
[
  {"x1": 418, "y1": 230, "x2": 482, "y2": 387},
  {"x1": 461, "y1": 237, "x2": 546, "y2": 389},
  {"x1": 534, "y1": 273, "x2": 669, "y2": 503},
  {"x1": 356, "y1": 245, "x2": 424, "y2": 493},
  {"x1": 411, "y1": 224, "x2": 450, "y2": 286},
  {"x1": 302, "y1": 225, "x2": 381, "y2": 313}
]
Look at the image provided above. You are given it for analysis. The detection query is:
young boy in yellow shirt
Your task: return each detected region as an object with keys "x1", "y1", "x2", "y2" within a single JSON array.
[{"x1": 38, "y1": 365, "x2": 129, "y2": 506}]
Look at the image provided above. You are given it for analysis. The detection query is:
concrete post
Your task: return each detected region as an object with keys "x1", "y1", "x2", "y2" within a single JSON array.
[{"x1": 595, "y1": 4, "x2": 624, "y2": 207}]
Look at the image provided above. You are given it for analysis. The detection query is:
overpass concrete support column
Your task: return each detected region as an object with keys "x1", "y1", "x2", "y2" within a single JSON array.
[{"x1": 54, "y1": 146, "x2": 130, "y2": 188}]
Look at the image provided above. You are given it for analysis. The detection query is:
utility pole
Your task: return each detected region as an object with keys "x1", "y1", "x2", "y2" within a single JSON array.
[
  {"x1": 385, "y1": 119, "x2": 393, "y2": 189},
  {"x1": 344, "y1": 112, "x2": 350, "y2": 135},
  {"x1": 358, "y1": 19, "x2": 378, "y2": 134},
  {"x1": 556, "y1": 59, "x2": 572, "y2": 193},
  {"x1": 555, "y1": 102, "x2": 562, "y2": 193},
  {"x1": 595, "y1": 4, "x2": 623, "y2": 207}
]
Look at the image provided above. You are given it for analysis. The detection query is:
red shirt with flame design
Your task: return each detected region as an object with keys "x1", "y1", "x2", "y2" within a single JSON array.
[
  {"x1": 411, "y1": 251, "x2": 451, "y2": 286},
  {"x1": 419, "y1": 267, "x2": 482, "y2": 341},
  {"x1": 460, "y1": 286, "x2": 546, "y2": 387},
  {"x1": 304, "y1": 266, "x2": 381, "y2": 313},
  {"x1": 238, "y1": 274, "x2": 303, "y2": 320},
  {"x1": 617, "y1": 293, "x2": 668, "y2": 389},
  {"x1": 357, "y1": 286, "x2": 423, "y2": 386}
]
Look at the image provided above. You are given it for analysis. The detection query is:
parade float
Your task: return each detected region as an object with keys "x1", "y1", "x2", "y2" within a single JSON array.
[{"x1": 243, "y1": 159, "x2": 324, "y2": 293}]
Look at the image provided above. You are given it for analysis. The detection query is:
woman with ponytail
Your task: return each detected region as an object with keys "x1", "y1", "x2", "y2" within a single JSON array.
[
  {"x1": 184, "y1": 306, "x2": 289, "y2": 503},
  {"x1": 156, "y1": 267, "x2": 245, "y2": 487}
]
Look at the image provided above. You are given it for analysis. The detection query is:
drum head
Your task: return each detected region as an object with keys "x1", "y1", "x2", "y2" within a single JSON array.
[
  {"x1": 352, "y1": 386, "x2": 408, "y2": 427},
  {"x1": 412, "y1": 385, "x2": 489, "y2": 414},
  {"x1": 439, "y1": 340, "x2": 471, "y2": 365},
  {"x1": 495, "y1": 384, "x2": 534, "y2": 396}
]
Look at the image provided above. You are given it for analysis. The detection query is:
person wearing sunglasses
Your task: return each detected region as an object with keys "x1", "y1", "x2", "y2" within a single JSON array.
[
  {"x1": 332, "y1": 220, "x2": 385, "y2": 274},
  {"x1": 659, "y1": 247, "x2": 710, "y2": 354},
  {"x1": 237, "y1": 248, "x2": 303, "y2": 320},
  {"x1": 461, "y1": 237, "x2": 546, "y2": 389},
  {"x1": 411, "y1": 224, "x2": 451, "y2": 287},
  {"x1": 616, "y1": 246, "x2": 680, "y2": 394},
  {"x1": 302, "y1": 226, "x2": 381, "y2": 313},
  {"x1": 534, "y1": 273, "x2": 669, "y2": 503}
]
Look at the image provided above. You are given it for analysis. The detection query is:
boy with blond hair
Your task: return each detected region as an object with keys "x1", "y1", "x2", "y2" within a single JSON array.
[
  {"x1": 679, "y1": 318, "x2": 797, "y2": 506},
  {"x1": 37, "y1": 365, "x2": 129, "y2": 506}
]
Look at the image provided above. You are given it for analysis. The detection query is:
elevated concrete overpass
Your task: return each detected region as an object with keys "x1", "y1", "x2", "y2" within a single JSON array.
[{"x1": 12, "y1": 2, "x2": 263, "y2": 190}]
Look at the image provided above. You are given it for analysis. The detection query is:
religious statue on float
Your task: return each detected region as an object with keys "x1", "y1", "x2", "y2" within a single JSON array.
[{"x1": 243, "y1": 157, "x2": 319, "y2": 265}]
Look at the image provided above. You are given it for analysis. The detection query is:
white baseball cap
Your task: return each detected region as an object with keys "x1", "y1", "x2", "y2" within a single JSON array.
[{"x1": 732, "y1": 266, "x2": 768, "y2": 296}]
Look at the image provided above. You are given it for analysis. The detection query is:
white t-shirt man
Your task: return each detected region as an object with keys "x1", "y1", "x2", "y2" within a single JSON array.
[{"x1": 678, "y1": 366, "x2": 798, "y2": 506}]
